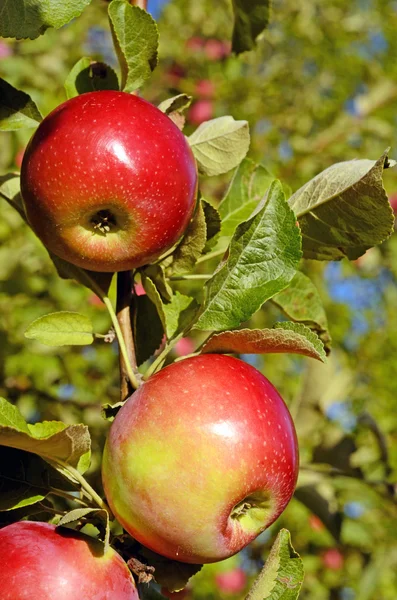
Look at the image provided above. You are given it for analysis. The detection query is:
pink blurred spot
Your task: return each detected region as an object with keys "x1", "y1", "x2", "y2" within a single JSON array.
[
  {"x1": 195, "y1": 79, "x2": 216, "y2": 99},
  {"x1": 0, "y1": 41, "x2": 12, "y2": 58},
  {"x1": 321, "y1": 548, "x2": 344, "y2": 571},
  {"x1": 88, "y1": 293, "x2": 105, "y2": 308},
  {"x1": 204, "y1": 39, "x2": 231, "y2": 61},
  {"x1": 185, "y1": 37, "x2": 205, "y2": 52},
  {"x1": 188, "y1": 100, "x2": 213, "y2": 125},
  {"x1": 309, "y1": 515, "x2": 324, "y2": 532},
  {"x1": 215, "y1": 568, "x2": 247, "y2": 594},
  {"x1": 174, "y1": 337, "x2": 195, "y2": 357}
]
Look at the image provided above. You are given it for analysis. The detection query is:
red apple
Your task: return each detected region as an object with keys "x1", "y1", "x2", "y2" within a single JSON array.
[
  {"x1": 20, "y1": 91, "x2": 198, "y2": 272},
  {"x1": 0, "y1": 521, "x2": 138, "y2": 599},
  {"x1": 102, "y1": 354, "x2": 298, "y2": 564},
  {"x1": 188, "y1": 100, "x2": 214, "y2": 125},
  {"x1": 215, "y1": 567, "x2": 247, "y2": 594}
]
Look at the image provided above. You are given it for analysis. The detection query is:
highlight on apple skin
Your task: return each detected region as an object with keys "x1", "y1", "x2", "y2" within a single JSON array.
[
  {"x1": 20, "y1": 90, "x2": 198, "y2": 272},
  {"x1": 0, "y1": 521, "x2": 139, "y2": 600},
  {"x1": 102, "y1": 354, "x2": 299, "y2": 564}
]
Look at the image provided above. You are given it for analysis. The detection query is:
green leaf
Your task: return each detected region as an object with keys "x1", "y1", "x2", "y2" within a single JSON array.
[
  {"x1": 245, "y1": 529, "x2": 304, "y2": 600},
  {"x1": 158, "y1": 94, "x2": 192, "y2": 115},
  {"x1": 141, "y1": 278, "x2": 197, "y2": 340},
  {"x1": 25, "y1": 311, "x2": 94, "y2": 346},
  {"x1": 272, "y1": 271, "x2": 331, "y2": 353},
  {"x1": 218, "y1": 158, "x2": 275, "y2": 238},
  {"x1": 0, "y1": 174, "x2": 112, "y2": 296},
  {"x1": 202, "y1": 199, "x2": 221, "y2": 244},
  {"x1": 0, "y1": 0, "x2": 91, "y2": 39},
  {"x1": 0, "y1": 446, "x2": 78, "y2": 511},
  {"x1": 289, "y1": 151, "x2": 395, "y2": 261},
  {"x1": 0, "y1": 499, "x2": 55, "y2": 525},
  {"x1": 232, "y1": 0, "x2": 272, "y2": 55},
  {"x1": 202, "y1": 322, "x2": 326, "y2": 362},
  {"x1": 141, "y1": 265, "x2": 172, "y2": 302},
  {"x1": 169, "y1": 200, "x2": 207, "y2": 274},
  {"x1": 188, "y1": 116, "x2": 250, "y2": 176},
  {"x1": 64, "y1": 58, "x2": 119, "y2": 99},
  {"x1": 195, "y1": 180, "x2": 302, "y2": 331},
  {"x1": 108, "y1": 1, "x2": 159, "y2": 93},
  {"x1": 133, "y1": 294, "x2": 164, "y2": 366},
  {"x1": 0, "y1": 398, "x2": 91, "y2": 472},
  {"x1": 0, "y1": 173, "x2": 25, "y2": 220},
  {"x1": 0, "y1": 78, "x2": 42, "y2": 130},
  {"x1": 138, "y1": 547, "x2": 202, "y2": 593}
]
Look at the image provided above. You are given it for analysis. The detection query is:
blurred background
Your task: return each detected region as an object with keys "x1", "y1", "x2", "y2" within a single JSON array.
[{"x1": 0, "y1": 0, "x2": 397, "y2": 598}]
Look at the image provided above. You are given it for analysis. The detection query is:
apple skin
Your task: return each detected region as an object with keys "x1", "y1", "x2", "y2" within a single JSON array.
[
  {"x1": 20, "y1": 91, "x2": 198, "y2": 272},
  {"x1": 102, "y1": 354, "x2": 299, "y2": 564},
  {"x1": 0, "y1": 521, "x2": 138, "y2": 600}
]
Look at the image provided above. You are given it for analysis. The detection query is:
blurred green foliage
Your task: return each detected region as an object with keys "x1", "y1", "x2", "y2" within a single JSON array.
[{"x1": 0, "y1": 0, "x2": 397, "y2": 598}]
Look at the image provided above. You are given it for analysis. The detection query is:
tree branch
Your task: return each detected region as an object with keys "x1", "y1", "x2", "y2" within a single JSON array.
[{"x1": 116, "y1": 271, "x2": 138, "y2": 400}]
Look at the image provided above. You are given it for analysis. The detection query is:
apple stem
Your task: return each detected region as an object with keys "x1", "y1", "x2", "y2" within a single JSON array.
[
  {"x1": 143, "y1": 333, "x2": 184, "y2": 380},
  {"x1": 196, "y1": 248, "x2": 227, "y2": 264},
  {"x1": 54, "y1": 460, "x2": 114, "y2": 519},
  {"x1": 116, "y1": 271, "x2": 139, "y2": 400},
  {"x1": 103, "y1": 295, "x2": 141, "y2": 392},
  {"x1": 50, "y1": 488, "x2": 91, "y2": 507}
]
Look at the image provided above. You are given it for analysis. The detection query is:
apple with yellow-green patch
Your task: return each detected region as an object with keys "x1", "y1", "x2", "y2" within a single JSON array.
[{"x1": 102, "y1": 354, "x2": 298, "y2": 563}]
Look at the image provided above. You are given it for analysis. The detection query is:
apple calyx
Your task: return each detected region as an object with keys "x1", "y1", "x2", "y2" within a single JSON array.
[
  {"x1": 90, "y1": 209, "x2": 119, "y2": 235},
  {"x1": 230, "y1": 490, "x2": 274, "y2": 532}
]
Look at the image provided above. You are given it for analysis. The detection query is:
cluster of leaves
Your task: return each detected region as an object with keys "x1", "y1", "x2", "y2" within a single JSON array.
[{"x1": 1, "y1": 0, "x2": 397, "y2": 599}]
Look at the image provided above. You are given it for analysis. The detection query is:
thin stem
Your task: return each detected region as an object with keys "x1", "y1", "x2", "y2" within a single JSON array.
[
  {"x1": 144, "y1": 334, "x2": 183, "y2": 380},
  {"x1": 169, "y1": 274, "x2": 211, "y2": 281},
  {"x1": 50, "y1": 488, "x2": 90, "y2": 507},
  {"x1": 116, "y1": 271, "x2": 138, "y2": 400},
  {"x1": 55, "y1": 460, "x2": 113, "y2": 519},
  {"x1": 196, "y1": 249, "x2": 226, "y2": 264},
  {"x1": 103, "y1": 295, "x2": 141, "y2": 391}
]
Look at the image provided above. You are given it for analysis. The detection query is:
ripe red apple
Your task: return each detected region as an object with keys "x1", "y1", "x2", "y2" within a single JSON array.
[
  {"x1": 0, "y1": 521, "x2": 138, "y2": 599},
  {"x1": 20, "y1": 91, "x2": 198, "y2": 272},
  {"x1": 102, "y1": 354, "x2": 298, "y2": 564}
]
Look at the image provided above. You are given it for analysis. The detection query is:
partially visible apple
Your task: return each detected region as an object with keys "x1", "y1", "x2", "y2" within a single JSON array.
[
  {"x1": 21, "y1": 91, "x2": 197, "y2": 272},
  {"x1": 102, "y1": 354, "x2": 299, "y2": 564},
  {"x1": 0, "y1": 521, "x2": 138, "y2": 599}
]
